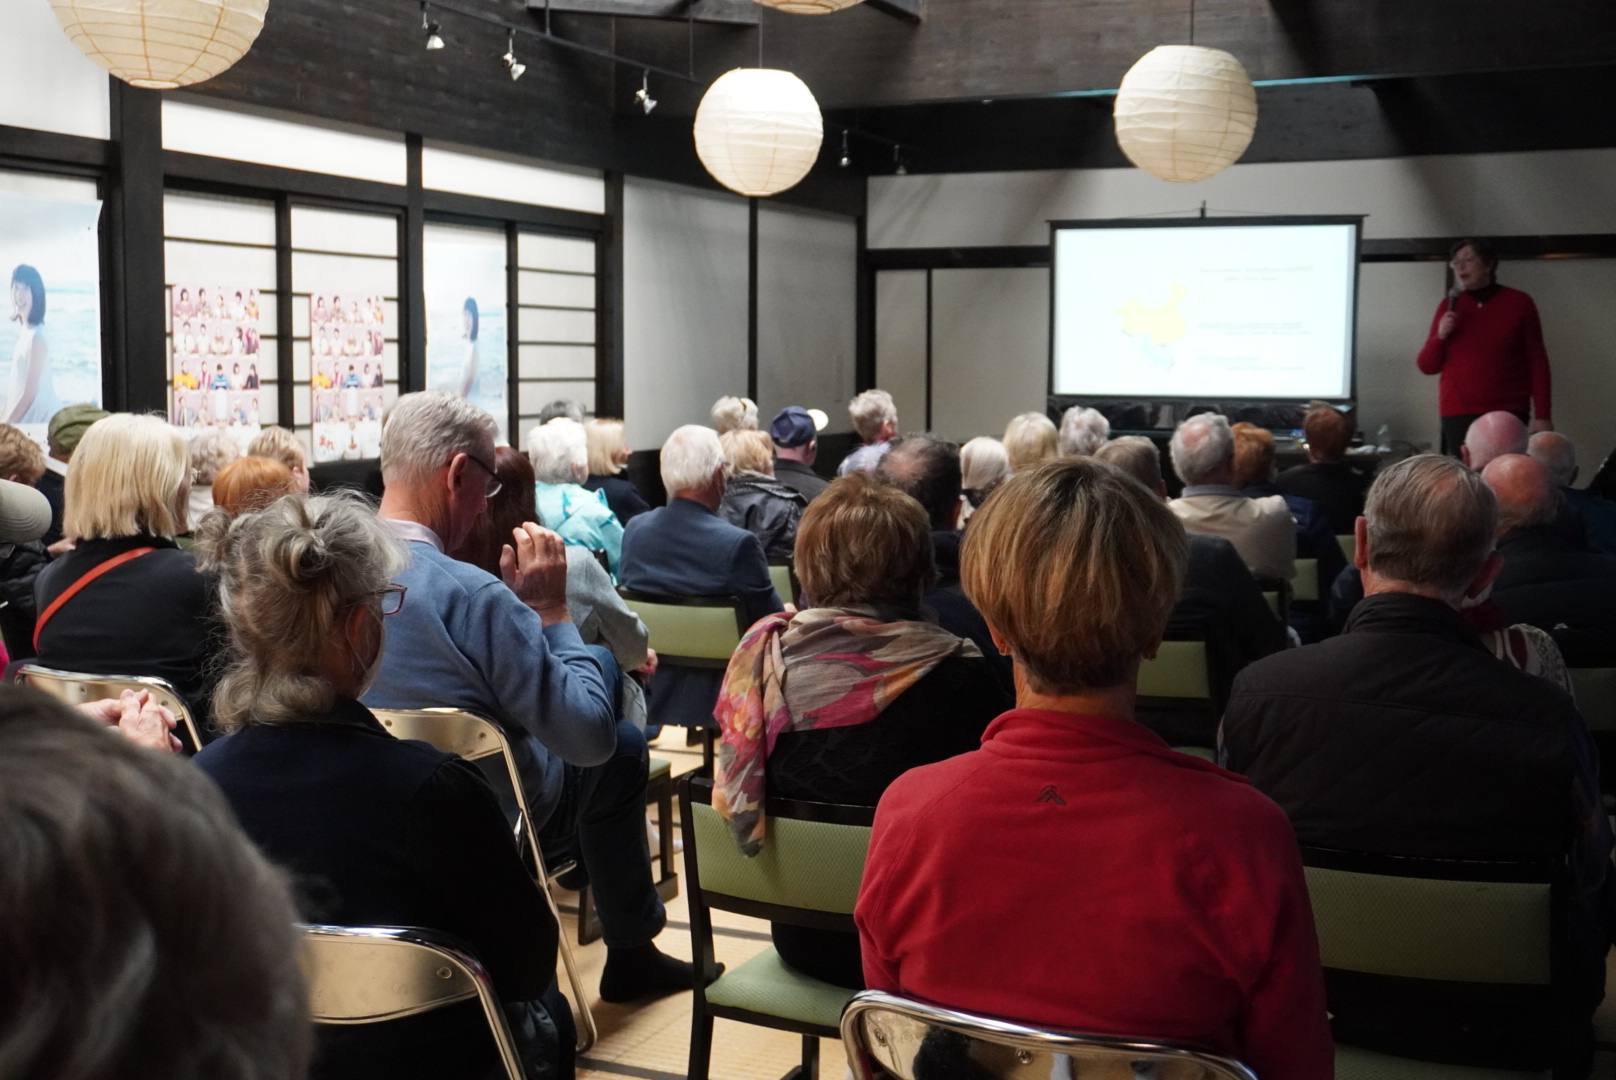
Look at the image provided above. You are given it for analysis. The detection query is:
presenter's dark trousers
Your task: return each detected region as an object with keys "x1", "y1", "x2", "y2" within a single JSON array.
[{"x1": 1441, "y1": 410, "x2": 1529, "y2": 457}]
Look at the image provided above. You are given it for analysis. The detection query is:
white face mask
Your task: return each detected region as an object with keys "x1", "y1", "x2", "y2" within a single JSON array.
[{"x1": 344, "y1": 605, "x2": 386, "y2": 698}]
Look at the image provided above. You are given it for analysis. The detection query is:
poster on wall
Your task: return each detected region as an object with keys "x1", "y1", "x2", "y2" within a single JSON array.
[
  {"x1": 424, "y1": 224, "x2": 507, "y2": 442},
  {"x1": 0, "y1": 191, "x2": 103, "y2": 446},
  {"x1": 169, "y1": 284, "x2": 264, "y2": 447},
  {"x1": 310, "y1": 292, "x2": 388, "y2": 463}
]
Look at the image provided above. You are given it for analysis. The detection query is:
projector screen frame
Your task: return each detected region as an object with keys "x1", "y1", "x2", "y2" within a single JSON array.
[{"x1": 1046, "y1": 214, "x2": 1365, "y2": 403}]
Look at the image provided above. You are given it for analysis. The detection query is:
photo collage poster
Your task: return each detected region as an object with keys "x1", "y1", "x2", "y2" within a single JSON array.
[
  {"x1": 0, "y1": 188, "x2": 104, "y2": 449},
  {"x1": 310, "y1": 293, "x2": 387, "y2": 462},
  {"x1": 424, "y1": 224, "x2": 508, "y2": 443},
  {"x1": 169, "y1": 284, "x2": 264, "y2": 446}
]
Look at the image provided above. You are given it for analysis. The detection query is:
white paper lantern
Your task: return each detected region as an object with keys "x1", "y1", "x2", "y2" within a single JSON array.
[
  {"x1": 50, "y1": 0, "x2": 271, "y2": 90},
  {"x1": 753, "y1": 0, "x2": 863, "y2": 13},
  {"x1": 1113, "y1": 45, "x2": 1257, "y2": 183},
  {"x1": 694, "y1": 68, "x2": 824, "y2": 197}
]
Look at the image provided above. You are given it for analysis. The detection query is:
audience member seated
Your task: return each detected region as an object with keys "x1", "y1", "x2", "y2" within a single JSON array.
[
  {"x1": 33, "y1": 414, "x2": 223, "y2": 732},
  {"x1": 0, "y1": 686, "x2": 310, "y2": 1080},
  {"x1": 539, "y1": 397, "x2": 585, "y2": 425},
  {"x1": 36, "y1": 403, "x2": 107, "y2": 549},
  {"x1": 838, "y1": 389, "x2": 898, "y2": 476},
  {"x1": 876, "y1": 434, "x2": 1014, "y2": 703},
  {"x1": 958, "y1": 435, "x2": 1010, "y2": 522},
  {"x1": 186, "y1": 428, "x2": 240, "y2": 531},
  {"x1": 1484, "y1": 453, "x2": 1616, "y2": 667},
  {"x1": 584, "y1": 418, "x2": 650, "y2": 525},
  {"x1": 1232, "y1": 421, "x2": 1346, "y2": 638},
  {"x1": 247, "y1": 425, "x2": 312, "y2": 493},
  {"x1": 1096, "y1": 435, "x2": 1284, "y2": 746},
  {"x1": 1462, "y1": 409, "x2": 1529, "y2": 471},
  {"x1": 463, "y1": 445, "x2": 653, "y2": 731},
  {"x1": 194, "y1": 493, "x2": 571, "y2": 1080},
  {"x1": 718, "y1": 428, "x2": 807, "y2": 563},
  {"x1": 530, "y1": 416, "x2": 625, "y2": 579},
  {"x1": 363, "y1": 392, "x2": 698, "y2": 1003},
  {"x1": 211, "y1": 456, "x2": 297, "y2": 518},
  {"x1": 767, "y1": 406, "x2": 830, "y2": 504},
  {"x1": 716, "y1": 475, "x2": 1002, "y2": 990},
  {"x1": 1530, "y1": 431, "x2": 1616, "y2": 555},
  {"x1": 856, "y1": 458, "x2": 1331, "y2": 1079},
  {"x1": 1168, "y1": 413, "x2": 1296, "y2": 581},
  {"x1": 1221, "y1": 454, "x2": 1613, "y2": 1074},
  {"x1": 1276, "y1": 405, "x2": 1372, "y2": 533},
  {"x1": 0, "y1": 428, "x2": 52, "y2": 659},
  {"x1": 1002, "y1": 411, "x2": 1058, "y2": 472},
  {"x1": 1057, "y1": 405, "x2": 1109, "y2": 456},
  {"x1": 710, "y1": 395, "x2": 758, "y2": 434}
]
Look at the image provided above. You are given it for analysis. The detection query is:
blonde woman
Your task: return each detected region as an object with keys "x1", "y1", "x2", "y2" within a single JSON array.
[
  {"x1": 717, "y1": 428, "x2": 806, "y2": 562},
  {"x1": 34, "y1": 413, "x2": 223, "y2": 736},
  {"x1": 710, "y1": 395, "x2": 758, "y2": 434},
  {"x1": 1002, "y1": 411, "x2": 1058, "y2": 472},
  {"x1": 246, "y1": 425, "x2": 312, "y2": 493},
  {"x1": 583, "y1": 417, "x2": 649, "y2": 523}
]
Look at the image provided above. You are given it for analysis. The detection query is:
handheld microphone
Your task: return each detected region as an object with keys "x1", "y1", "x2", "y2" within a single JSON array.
[{"x1": 1447, "y1": 287, "x2": 1461, "y2": 312}]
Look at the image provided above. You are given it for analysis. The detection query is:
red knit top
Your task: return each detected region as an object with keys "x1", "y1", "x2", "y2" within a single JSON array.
[{"x1": 1417, "y1": 285, "x2": 1551, "y2": 420}]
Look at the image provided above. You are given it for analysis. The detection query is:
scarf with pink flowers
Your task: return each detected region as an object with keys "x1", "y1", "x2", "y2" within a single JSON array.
[{"x1": 713, "y1": 606, "x2": 980, "y2": 856}]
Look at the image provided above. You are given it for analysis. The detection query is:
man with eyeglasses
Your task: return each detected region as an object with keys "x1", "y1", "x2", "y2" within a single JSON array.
[
  {"x1": 365, "y1": 392, "x2": 705, "y2": 1005},
  {"x1": 1418, "y1": 237, "x2": 1554, "y2": 456}
]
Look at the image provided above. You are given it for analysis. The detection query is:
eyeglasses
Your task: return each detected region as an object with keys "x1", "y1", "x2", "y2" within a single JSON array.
[
  {"x1": 458, "y1": 453, "x2": 503, "y2": 498},
  {"x1": 1449, "y1": 256, "x2": 1482, "y2": 269},
  {"x1": 379, "y1": 583, "x2": 407, "y2": 617}
]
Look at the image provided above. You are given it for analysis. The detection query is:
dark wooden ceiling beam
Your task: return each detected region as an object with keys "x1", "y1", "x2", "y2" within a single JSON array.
[
  {"x1": 525, "y1": 0, "x2": 759, "y2": 26},
  {"x1": 866, "y1": 0, "x2": 922, "y2": 23}
]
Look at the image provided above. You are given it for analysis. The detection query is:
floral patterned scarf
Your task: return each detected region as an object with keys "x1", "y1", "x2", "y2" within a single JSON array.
[{"x1": 713, "y1": 606, "x2": 980, "y2": 856}]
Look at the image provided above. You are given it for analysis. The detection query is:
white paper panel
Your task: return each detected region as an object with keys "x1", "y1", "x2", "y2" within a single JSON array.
[
  {"x1": 520, "y1": 344, "x2": 595, "y2": 380},
  {"x1": 0, "y1": 2, "x2": 110, "y2": 140},
  {"x1": 875, "y1": 271, "x2": 928, "y2": 435},
  {"x1": 520, "y1": 379, "x2": 596, "y2": 415},
  {"x1": 519, "y1": 307, "x2": 595, "y2": 344},
  {"x1": 291, "y1": 252, "x2": 397, "y2": 298},
  {"x1": 291, "y1": 207, "x2": 398, "y2": 256},
  {"x1": 929, "y1": 268, "x2": 1050, "y2": 445},
  {"x1": 164, "y1": 241, "x2": 276, "y2": 287},
  {"x1": 164, "y1": 100, "x2": 407, "y2": 187},
  {"x1": 164, "y1": 193, "x2": 276, "y2": 246},
  {"x1": 756, "y1": 203, "x2": 856, "y2": 432},
  {"x1": 518, "y1": 232, "x2": 597, "y2": 273},
  {"x1": 518, "y1": 269, "x2": 596, "y2": 309},
  {"x1": 423, "y1": 142, "x2": 604, "y2": 213}
]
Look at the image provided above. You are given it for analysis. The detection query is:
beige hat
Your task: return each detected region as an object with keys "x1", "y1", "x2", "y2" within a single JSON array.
[{"x1": 0, "y1": 479, "x2": 51, "y2": 545}]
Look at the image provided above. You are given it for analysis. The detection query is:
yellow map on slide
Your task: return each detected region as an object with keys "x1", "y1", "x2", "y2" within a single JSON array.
[{"x1": 1118, "y1": 283, "x2": 1189, "y2": 345}]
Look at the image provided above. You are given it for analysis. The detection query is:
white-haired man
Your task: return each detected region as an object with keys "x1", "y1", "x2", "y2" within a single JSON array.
[
  {"x1": 1058, "y1": 405, "x2": 1110, "y2": 456},
  {"x1": 838, "y1": 389, "x2": 899, "y2": 476},
  {"x1": 1167, "y1": 413, "x2": 1296, "y2": 581},
  {"x1": 620, "y1": 425, "x2": 782, "y2": 731},
  {"x1": 364, "y1": 392, "x2": 702, "y2": 1003},
  {"x1": 1529, "y1": 431, "x2": 1616, "y2": 554},
  {"x1": 1223, "y1": 454, "x2": 1612, "y2": 1074}
]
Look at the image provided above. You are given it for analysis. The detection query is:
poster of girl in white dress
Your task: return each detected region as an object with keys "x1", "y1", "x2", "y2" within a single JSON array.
[
  {"x1": 424, "y1": 224, "x2": 507, "y2": 442},
  {"x1": 310, "y1": 292, "x2": 387, "y2": 463},
  {"x1": 169, "y1": 284, "x2": 263, "y2": 446},
  {"x1": 0, "y1": 189, "x2": 103, "y2": 448}
]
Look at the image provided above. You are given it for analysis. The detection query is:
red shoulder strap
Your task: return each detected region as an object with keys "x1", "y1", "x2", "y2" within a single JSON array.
[{"x1": 34, "y1": 547, "x2": 156, "y2": 651}]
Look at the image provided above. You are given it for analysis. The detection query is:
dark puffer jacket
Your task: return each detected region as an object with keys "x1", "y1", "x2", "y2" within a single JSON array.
[
  {"x1": 718, "y1": 473, "x2": 807, "y2": 563},
  {"x1": 0, "y1": 540, "x2": 47, "y2": 659},
  {"x1": 1493, "y1": 524, "x2": 1616, "y2": 667}
]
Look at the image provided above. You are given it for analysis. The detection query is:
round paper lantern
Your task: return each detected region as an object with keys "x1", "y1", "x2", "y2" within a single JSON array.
[
  {"x1": 753, "y1": 0, "x2": 863, "y2": 13},
  {"x1": 694, "y1": 68, "x2": 824, "y2": 198},
  {"x1": 1113, "y1": 45, "x2": 1257, "y2": 183},
  {"x1": 50, "y1": 0, "x2": 271, "y2": 90}
]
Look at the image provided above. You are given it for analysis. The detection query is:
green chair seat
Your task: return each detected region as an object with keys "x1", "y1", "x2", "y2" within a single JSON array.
[
  {"x1": 704, "y1": 946, "x2": 856, "y2": 1030},
  {"x1": 649, "y1": 756, "x2": 671, "y2": 781},
  {"x1": 1136, "y1": 640, "x2": 1212, "y2": 700},
  {"x1": 768, "y1": 564, "x2": 794, "y2": 606},
  {"x1": 1569, "y1": 667, "x2": 1616, "y2": 731},
  {"x1": 1335, "y1": 1043, "x2": 1546, "y2": 1080},
  {"x1": 1294, "y1": 557, "x2": 1320, "y2": 603},
  {"x1": 1171, "y1": 745, "x2": 1216, "y2": 763}
]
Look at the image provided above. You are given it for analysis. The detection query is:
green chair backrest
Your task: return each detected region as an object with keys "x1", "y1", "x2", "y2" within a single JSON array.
[
  {"x1": 768, "y1": 564, "x2": 794, "y2": 606},
  {"x1": 618, "y1": 592, "x2": 745, "y2": 666},
  {"x1": 1136, "y1": 640, "x2": 1211, "y2": 701},
  {"x1": 1304, "y1": 865, "x2": 1551, "y2": 985},
  {"x1": 691, "y1": 799, "x2": 870, "y2": 914},
  {"x1": 1338, "y1": 533, "x2": 1356, "y2": 564},
  {"x1": 1569, "y1": 667, "x2": 1616, "y2": 732},
  {"x1": 1293, "y1": 557, "x2": 1320, "y2": 603}
]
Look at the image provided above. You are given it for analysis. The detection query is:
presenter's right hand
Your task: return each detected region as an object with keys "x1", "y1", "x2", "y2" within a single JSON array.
[
  {"x1": 1437, "y1": 311, "x2": 1458, "y2": 341},
  {"x1": 502, "y1": 522, "x2": 572, "y2": 625}
]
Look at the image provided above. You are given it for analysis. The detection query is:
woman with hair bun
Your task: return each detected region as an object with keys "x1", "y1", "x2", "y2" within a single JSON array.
[{"x1": 193, "y1": 492, "x2": 572, "y2": 1080}]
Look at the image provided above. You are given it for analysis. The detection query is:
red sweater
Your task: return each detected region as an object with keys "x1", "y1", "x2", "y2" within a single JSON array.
[
  {"x1": 856, "y1": 709, "x2": 1332, "y2": 1080},
  {"x1": 1416, "y1": 285, "x2": 1551, "y2": 420}
]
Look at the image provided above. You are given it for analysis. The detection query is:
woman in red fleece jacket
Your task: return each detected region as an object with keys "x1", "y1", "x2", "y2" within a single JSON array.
[
  {"x1": 1417, "y1": 237, "x2": 1552, "y2": 455},
  {"x1": 855, "y1": 457, "x2": 1333, "y2": 1080}
]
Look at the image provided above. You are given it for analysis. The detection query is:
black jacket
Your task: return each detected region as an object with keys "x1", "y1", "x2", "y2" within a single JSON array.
[
  {"x1": 1275, "y1": 460, "x2": 1372, "y2": 535},
  {"x1": 718, "y1": 473, "x2": 807, "y2": 562},
  {"x1": 0, "y1": 540, "x2": 47, "y2": 659},
  {"x1": 35, "y1": 468, "x2": 64, "y2": 548},
  {"x1": 584, "y1": 473, "x2": 650, "y2": 525},
  {"x1": 196, "y1": 700, "x2": 556, "y2": 1080},
  {"x1": 926, "y1": 530, "x2": 1015, "y2": 706},
  {"x1": 771, "y1": 458, "x2": 830, "y2": 504},
  {"x1": 1494, "y1": 524, "x2": 1616, "y2": 667}
]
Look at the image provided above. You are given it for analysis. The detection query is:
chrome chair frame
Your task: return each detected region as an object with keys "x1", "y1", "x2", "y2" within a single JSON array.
[
  {"x1": 372, "y1": 707, "x2": 598, "y2": 1052},
  {"x1": 302, "y1": 923, "x2": 523, "y2": 1080},
  {"x1": 17, "y1": 663, "x2": 205, "y2": 753},
  {"x1": 842, "y1": 990, "x2": 1259, "y2": 1080}
]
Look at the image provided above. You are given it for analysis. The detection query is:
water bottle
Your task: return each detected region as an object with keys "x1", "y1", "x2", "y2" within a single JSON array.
[{"x1": 1376, "y1": 424, "x2": 1391, "y2": 452}]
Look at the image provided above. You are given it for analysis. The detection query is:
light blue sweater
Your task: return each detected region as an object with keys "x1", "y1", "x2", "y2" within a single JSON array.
[{"x1": 363, "y1": 539, "x2": 616, "y2": 826}]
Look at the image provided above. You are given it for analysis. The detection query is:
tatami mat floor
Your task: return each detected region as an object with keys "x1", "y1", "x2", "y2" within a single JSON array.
[{"x1": 570, "y1": 733, "x2": 1616, "y2": 1080}]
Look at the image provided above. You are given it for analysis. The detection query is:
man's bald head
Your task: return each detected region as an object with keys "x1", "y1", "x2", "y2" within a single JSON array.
[
  {"x1": 1482, "y1": 453, "x2": 1558, "y2": 535},
  {"x1": 1527, "y1": 431, "x2": 1577, "y2": 489},
  {"x1": 1462, "y1": 411, "x2": 1528, "y2": 472}
]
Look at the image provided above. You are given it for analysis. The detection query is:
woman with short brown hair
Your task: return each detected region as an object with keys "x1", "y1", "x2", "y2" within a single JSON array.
[{"x1": 714, "y1": 473, "x2": 1003, "y2": 989}]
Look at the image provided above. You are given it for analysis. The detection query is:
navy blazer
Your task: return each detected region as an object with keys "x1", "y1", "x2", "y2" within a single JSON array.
[{"x1": 620, "y1": 497, "x2": 782, "y2": 728}]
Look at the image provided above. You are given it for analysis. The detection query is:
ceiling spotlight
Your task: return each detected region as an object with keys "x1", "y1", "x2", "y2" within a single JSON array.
[
  {"x1": 636, "y1": 69, "x2": 657, "y2": 115},
  {"x1": 503, "y1": 30, "x2": 526, "y2": 81},
  {"x1": 838, "y1": 130, "x2": 850, "y2": 169},
  {"x1": 421, "y1": 2, "x2": 444, "y2": 50}
]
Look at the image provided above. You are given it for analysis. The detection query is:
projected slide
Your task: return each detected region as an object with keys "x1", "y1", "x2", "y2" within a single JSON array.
[{"x1": 1052, "y1": 222, "x2": 1357, "y2": 400}]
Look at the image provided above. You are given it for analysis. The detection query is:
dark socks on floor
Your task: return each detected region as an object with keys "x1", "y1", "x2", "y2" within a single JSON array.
[{"x1": 599, "y1": 941, "x2": 723, "y2": 1004}]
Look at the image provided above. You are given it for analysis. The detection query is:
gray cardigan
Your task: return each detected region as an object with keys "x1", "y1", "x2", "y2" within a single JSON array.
[{"x1": 566, "y1": 546, "x2": 651, "y2": 729}]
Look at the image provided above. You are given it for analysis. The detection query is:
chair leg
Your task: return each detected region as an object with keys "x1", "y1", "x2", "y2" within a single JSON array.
[
  {"x1": 577, "y1": 884, "x2": 602, "y2": 946},
  {"x1": 781, "y1": 1034, "x2": 818, "y2": 1080},
  {"x1": 688, "y1": 1009, "x2": 715, "y2": 1080},
  {"x1": 656, "y1": 779, "x2": 676, "y2": 886},
  {"x1": 702, "y1": 730, "x2": 715, "y2": 776},
  {"x1": 540, "y1": 877, "x2": 599, "y2": 1053}
]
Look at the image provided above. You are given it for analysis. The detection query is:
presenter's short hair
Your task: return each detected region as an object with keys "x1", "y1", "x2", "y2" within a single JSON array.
[
  {"x1": 1365, "y1": 454, "x2": 1497, "y2": 602},
  {"x1": 1303, "y1": 406, "x2": 1353, "y2": 462},
  {"x1": 1450, "y1": 237, "x2": 1498, "y2": 269},
  {"x1": 64, "y1": 414, "x2": 190, "y2": 541},
  {"x1": 963, "y1": 458, "x2": 1187, "y2": 694},
  {"x1": 795, "y1": 474, "x2": 934, "y2": 610}
]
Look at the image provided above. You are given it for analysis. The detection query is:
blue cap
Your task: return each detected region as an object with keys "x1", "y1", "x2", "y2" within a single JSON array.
[{"x1": 770, "y1": 406, "x2": 818, "y2": 448}]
